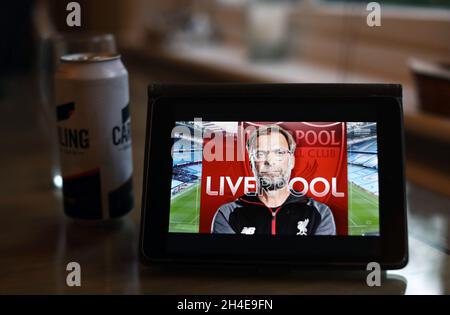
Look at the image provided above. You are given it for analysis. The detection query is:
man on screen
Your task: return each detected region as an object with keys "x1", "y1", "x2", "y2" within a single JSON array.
[{"x1": 211, "y1": 125, "x2": 336, "y2": 235}]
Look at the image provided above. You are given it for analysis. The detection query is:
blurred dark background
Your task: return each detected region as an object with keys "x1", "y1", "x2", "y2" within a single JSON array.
[{"x1": 1, "y1": 0, "x2": 448, "y2": 196}]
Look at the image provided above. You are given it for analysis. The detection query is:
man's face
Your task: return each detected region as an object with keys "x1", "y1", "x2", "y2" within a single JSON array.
[{"x1": 251, "y1": 132, "x2": 294, "y2": 191}]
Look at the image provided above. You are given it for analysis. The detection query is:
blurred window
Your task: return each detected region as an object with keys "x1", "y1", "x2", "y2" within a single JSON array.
[{"x1": 322, "y1": 0, "x2": 450, "y2": 9}]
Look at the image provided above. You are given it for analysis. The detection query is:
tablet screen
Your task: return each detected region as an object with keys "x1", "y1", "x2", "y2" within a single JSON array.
[{"x1": 169, "y1": 121, "x2": 379, "y2": 237}]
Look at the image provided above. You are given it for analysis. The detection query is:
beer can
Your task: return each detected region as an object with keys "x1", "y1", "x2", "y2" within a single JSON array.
[{"x1": 54, "y1": 53, "x2": 134, "y2": 220}]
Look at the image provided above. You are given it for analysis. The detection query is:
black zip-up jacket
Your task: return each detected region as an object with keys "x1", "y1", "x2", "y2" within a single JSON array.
[{"x1": 211, "y1": 194, "x2": 336, "y2": 235}]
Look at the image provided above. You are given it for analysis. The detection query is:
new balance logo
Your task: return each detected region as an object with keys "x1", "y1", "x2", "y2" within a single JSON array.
[{"x1": 241, "y1": 227, "x2": 256, "y2": 235}]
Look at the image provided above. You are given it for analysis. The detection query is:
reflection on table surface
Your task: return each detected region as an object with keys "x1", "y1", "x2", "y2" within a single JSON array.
[{"x1": 0, "y1": 66, "x2": 448, "y2": 295}]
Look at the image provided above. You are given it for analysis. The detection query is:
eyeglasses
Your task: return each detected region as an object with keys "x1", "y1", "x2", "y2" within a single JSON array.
[{"x1": 252, "y1": 149, "x2": 292, "y2": 161}]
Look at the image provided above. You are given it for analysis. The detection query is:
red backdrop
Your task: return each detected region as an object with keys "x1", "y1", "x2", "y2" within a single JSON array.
[{"x1": 199, "y1": 122, "x2": 348, "y2": 235}]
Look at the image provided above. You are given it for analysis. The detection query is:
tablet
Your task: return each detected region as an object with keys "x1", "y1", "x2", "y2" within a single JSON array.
[{"x1": 140, "y1": 84, "x2": 408, "y2": 269}]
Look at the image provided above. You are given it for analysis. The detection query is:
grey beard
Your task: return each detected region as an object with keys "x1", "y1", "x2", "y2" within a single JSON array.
[{"x1": 257, "y1": 175, "x2": 289, "y2": 192}]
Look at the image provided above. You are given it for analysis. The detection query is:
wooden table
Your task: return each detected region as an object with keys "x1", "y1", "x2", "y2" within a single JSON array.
[{"x1": 0, "y1": 65, "x2": 449, "y2": 295}]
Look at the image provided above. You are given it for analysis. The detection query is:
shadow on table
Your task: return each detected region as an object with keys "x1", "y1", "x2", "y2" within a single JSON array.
[
  {"x1": 54, "y1": 216, "x2": 141, "y2": 294},
  {"x1": 139, "y1": 264, "x2": 407, "y2": 295},
  {"x1": 53, "y1": 216, "x2": 407, "y2": 295}
]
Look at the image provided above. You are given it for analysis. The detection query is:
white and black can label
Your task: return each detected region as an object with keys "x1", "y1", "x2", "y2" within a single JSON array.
[{"x1": 54, "y1": 53, "x2": 134, "y2": 220}]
